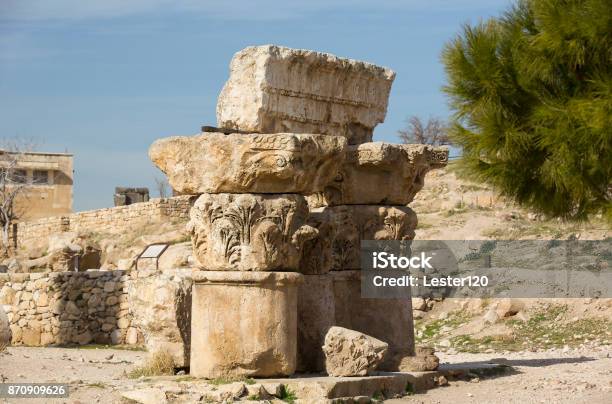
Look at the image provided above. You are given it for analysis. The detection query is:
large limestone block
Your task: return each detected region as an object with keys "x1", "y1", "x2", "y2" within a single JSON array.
[
  {"x1": 190, "y1": 271, "x2": 302, "y2": 378},
  {"x1": 332, "y1": 270, "x2": 415, "y2": 370},
  {"x1": 297, "y1": 274, "x2": 335, "y2": 373},
  {"x1": 308, "y1": 143, "x2": 449, "y2": 207},
  {"x1": 216, "y1": 45, "x2": 395, "y2": 145},
  {"x1": 149, "y1": 132, "x2": 346, "y2": 194},
  {"x1": 127, "y1": 270, "x2": 193, "y2": 367},
  {"x1": 322, "y1": 326, "x2": 388, "y2": 377},
  {"x1": 313, "y1": 206, "x2": 417, "y2": 271},
  {"x1": 188, "y1": 193, "x2": 317, "y2": 271}
]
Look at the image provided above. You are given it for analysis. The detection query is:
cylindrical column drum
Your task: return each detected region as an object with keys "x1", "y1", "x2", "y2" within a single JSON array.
[{"x1": 190, "y1": 271, "x2": 302, "y2": 378}]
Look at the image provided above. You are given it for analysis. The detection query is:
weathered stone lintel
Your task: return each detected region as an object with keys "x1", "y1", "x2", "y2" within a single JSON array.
[{"x1": 216, "y1": 45, "x2": 395, "y2": 144}]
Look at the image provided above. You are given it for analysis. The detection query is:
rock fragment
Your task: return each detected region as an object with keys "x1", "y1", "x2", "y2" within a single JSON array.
[{"x1": 322, "y1": 326, "x2": 388, "y2": 377}]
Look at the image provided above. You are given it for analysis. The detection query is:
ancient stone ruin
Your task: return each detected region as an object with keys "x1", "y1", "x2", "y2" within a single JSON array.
[
  {"x1": 114, "y1": 187, "x2": 150, "y2": 207},
  {"x1": 150, "y1": 44, "x2": 448, "y2": 378}
]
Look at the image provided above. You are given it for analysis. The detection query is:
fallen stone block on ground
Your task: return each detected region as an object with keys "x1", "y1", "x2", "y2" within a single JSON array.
[{"x1": 322, "y1": 326, "x2": 388, "y2": 377}]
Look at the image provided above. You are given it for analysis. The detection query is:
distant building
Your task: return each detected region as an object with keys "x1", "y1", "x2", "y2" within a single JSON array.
[
  {"x1": 114, "y1": 187, "x2": 149, "y2": 206},
  {"x1": 5, "y1": 151, "x2": 74, "y2": 220}
]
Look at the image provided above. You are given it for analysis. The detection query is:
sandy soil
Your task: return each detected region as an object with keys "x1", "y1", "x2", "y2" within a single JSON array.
[
  {"x1": 411, "y1": 167, "x2": 610, "y2": 241},
  {"x1": 0, "y1": 346, "x2": 145, "y2": 403},
  {"x1": 390, "y1": 347, "x2": 612, "y2": 404},
  {"x1": 1, "y1": 346, "x2": 610, "y2": 403}
]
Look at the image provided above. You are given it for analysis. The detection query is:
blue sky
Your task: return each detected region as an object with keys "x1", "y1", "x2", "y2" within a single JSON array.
[{"x1": 0, "y1": 0, "x2": 510, "y2": 211}]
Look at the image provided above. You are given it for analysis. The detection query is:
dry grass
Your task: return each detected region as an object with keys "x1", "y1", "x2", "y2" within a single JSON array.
[{"x1": 127, "y1": 350, "x2": 175, "y2": 379}]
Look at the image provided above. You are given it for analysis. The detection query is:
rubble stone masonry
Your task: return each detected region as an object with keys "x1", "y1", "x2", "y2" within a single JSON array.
[
  {"x1": 13, "y1": 195, "x2": 193, "y2": 248},
  {"x1": 0, "y1": 270, "x2": 137, "y2": 346}
]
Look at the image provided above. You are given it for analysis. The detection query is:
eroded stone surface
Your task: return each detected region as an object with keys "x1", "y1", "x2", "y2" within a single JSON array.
[
  {"x1": 127, "y1": 270, "x2": 193, "y2": 367},
  {"x1": 308, "y1": 143, "x2": 449, "y2": 207},
  {"x1": 311, "y1": 206, "x2": 417, "y2": 271},
  {"x1": 299, "y1": 209, "x2": 336, "y2": 275},
  {"x1": 322, "y1": 326, "x2": 388, "y2": 377},
  {"x1": 190, "y1": 271, "x2": 302, "y2": 378},
  {"x1": 149, "y1": 132, "x2": 346, "y2": 194},
  {"x1": 397, "y1": 346, "x2": 440, "y2": 372},
  {"x1": 297, "y1": 274, "x2": 335, "y2": 373},
  {"x1": 216, "y1": 45, "x2": 395, "y2": 145},
  {"x1": 0, "y1": 308, "x2": 10, "y2": 348},
  {"x1": 332, "y1": 271, "x2": 416, "y2": 370},
  {"x1": 188, "y1": 193, "x2": 317, "y2": 271}
]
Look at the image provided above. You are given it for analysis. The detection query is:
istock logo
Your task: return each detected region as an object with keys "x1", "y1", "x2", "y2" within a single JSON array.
[{"x1": 372, "y1": 251, "x2": 433, "y2": 270}]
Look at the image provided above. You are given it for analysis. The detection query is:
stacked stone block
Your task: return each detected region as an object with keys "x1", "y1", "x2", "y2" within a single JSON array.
[
  {"x1": 149, "y1": 45, "x2": 448, "y2": 378},
  {"x1": 150, "y1": 131, "x2": 347, "y2": 377},
  {"x1": 300, "y1": 142, "x2": 449, "y2": 371}
]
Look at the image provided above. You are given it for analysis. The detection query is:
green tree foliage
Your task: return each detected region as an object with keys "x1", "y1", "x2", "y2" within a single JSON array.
[{"x1": 442, "y1": 0, "x2": 611, "y2": 220}]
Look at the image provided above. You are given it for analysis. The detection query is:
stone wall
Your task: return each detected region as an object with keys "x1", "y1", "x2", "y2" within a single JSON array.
[
  {"x1": 0, "y1": 271, "x2": 139, "y2": 346},
  {"x1": 13, "y1": 195, "x2": 193, "y2": 248}
]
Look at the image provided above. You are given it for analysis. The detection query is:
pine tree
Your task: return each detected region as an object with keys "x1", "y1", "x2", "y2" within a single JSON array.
[{"x1": 442, "y1": 0, "x2": 611, "y2": 220}]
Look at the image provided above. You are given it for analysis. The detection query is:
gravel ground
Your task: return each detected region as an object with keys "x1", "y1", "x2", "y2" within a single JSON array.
[
  {"x1": 1, "y1": 345, "x2": 610, "y2": 403},
  {"x1": 0, "y1": 346, "x2": 145, "y2": 403},
  {"x1": 390, "y1": 347, "x2": 612, "y2": 404}
]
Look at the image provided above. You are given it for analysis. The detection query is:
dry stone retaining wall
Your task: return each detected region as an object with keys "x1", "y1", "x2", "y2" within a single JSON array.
[
  {"x1": 13, "y1": 196, "x2": 193, "y2": 248},
  {"x1": 0, "y1": 270, "x2": 139, "y2": 346},
  {"x1": 0, "y1": 268, "x2": 197, "y2": 349}
]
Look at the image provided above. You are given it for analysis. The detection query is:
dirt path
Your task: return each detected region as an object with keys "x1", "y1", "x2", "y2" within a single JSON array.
[
  {"x1": 0, "y1": 346, "x2": 145, "y2": 403},
  {"x1": 390, "y1": 348, "x2": 612, "y2": 404},
  {"x1": 1, "y1": 346, "x2": 611, "y2": 403}
]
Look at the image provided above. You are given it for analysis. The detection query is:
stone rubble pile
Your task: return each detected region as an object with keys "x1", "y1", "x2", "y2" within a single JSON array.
[{"x1": 149, "y1": 44, "x2": 448, "y2": 378}]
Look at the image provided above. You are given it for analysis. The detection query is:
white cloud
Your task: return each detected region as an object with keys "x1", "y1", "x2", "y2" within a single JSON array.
[{"x1": 0, "y1": 0, "x2": 506, "y2": 22}]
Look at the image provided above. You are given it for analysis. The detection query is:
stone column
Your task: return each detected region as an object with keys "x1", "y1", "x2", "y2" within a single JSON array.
[
  {"x1": 185, "y1": 192, "x2": 313, "y2": 378},
  {"x1": 150, "y1": 131, "x2": 348, "y2": 378},
  {"x1": 303, "y1": 142, "x2": 448, "y2": 372},
  {"x1": 148, "y1": 46, "x2": 448, "y2": 378},
  {"x1": 190, "y1": 271, "x2": 302, "y2": 378}
]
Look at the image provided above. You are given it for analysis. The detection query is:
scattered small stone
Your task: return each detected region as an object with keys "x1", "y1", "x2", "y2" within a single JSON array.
[{"x1": 435, "y1": 375, "x2": 449, "y2": 386}]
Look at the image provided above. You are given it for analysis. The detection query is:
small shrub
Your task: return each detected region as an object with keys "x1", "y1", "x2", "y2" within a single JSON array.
[
  {"x1": 279, "y1": 385, "x2": 297, "y2": 403},
  {"x1": 127, "y1": 350, "x2": 175, "y2": 379}
]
